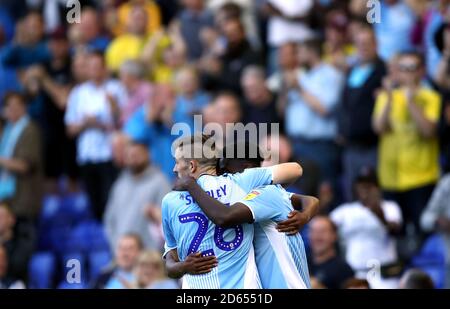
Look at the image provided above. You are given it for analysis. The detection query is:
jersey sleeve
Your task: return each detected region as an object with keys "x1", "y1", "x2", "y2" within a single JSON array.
[
  {"x1": 161, "y1": 194, "x2": 177, "y2": 258},
  {"x1": 239, "y1": 186, "x2": 285, "y2": 223},
  {"x1": 230, "y1": 167, "x2": 274, "y2": 193}
]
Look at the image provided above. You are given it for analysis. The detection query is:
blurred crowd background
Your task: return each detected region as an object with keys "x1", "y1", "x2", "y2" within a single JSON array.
[{"x1": 0, "y1": 0, "x2": 450, "y2": 289}]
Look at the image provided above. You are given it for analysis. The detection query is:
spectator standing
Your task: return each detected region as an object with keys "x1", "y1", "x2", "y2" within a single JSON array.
[
  {"x1": 372, "y1": 51, "x2": 441, "y2": 236},
  {"x1": 0, "y1": 92, "x2": 43, "y2": 224},
  {"x1": 106, "y1": 6, "x2": 150, "y2": 73},
  {"x1": 65, "y1": 51, "x2": 126, "y2": 220},
  {"x1": 338, "y1": 27, "x2": 386, "y2": 201},
  {"x1": 280, "y1": 38, "x2": 344, "y2": 185}
]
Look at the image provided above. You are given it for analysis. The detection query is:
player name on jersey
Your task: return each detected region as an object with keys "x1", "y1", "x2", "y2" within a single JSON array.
[{"x1": 184, "y1": 185, "x2": 228, "y2": 205}]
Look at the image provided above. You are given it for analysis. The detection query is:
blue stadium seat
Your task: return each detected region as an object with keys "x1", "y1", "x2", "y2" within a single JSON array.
[
  {"x1": 60, "y1": 192, "x2": 92, "y2": 223},
  {"x1": 410, "y1": 234, "x2": 447, "y2": 288},
  {"x1": 89, "y1": 250, "x2": 112, "y2": 281},
  {"x1": 40, "y1": 195, "x2": 61, "y2": 222},
  {"x1": 28, "y1": 252, "x2": 56, "y2": 289}
]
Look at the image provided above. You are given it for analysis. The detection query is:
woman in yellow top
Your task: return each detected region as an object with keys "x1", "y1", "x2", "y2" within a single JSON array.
[{"x1": 372, "y1": 51, "x2": 441, "y2": 236}]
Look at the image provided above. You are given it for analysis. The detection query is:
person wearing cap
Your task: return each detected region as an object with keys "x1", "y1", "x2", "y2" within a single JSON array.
[{"x1": 330, "y1": 167, "x2": 403, "y2": 289}]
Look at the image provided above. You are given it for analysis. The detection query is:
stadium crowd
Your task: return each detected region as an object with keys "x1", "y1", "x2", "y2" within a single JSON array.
[{"x1": 0, "y1": 0, "x2": 449, "y2": 289}]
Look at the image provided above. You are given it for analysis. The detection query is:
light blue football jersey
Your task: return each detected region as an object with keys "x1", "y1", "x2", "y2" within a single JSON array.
[
  {"x1": 162, "y1": 167, "x2": 274, "y2": 289},
  {"x1": 241, "y1": 184, "x2": 311, "y2": 289}
]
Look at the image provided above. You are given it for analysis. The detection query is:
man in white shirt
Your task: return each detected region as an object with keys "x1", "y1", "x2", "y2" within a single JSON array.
[
  {"x1": 330, "y1": 167, "x2": 403, "y2": 289},
  {"x1": 65, "y1": 51, "x2": 127, "y2": 220},
  {"x1": 261, "y1": 0, "x2": 314, "y2": 73}
]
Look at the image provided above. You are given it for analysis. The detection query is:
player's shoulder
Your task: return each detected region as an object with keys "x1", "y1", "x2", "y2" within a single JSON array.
[{"x1": 162, "y1": 191, "x2": 186, "y2": 208}]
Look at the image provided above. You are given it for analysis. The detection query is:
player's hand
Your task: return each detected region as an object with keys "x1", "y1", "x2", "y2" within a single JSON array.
[
  {"x1": 182, "y1": 252, "x2": 218, "y2": 275},
  {"x1": 173, "y1": 175, "x2": 196, "y2": 191},
  {"x1": 276, "y1": 210, "x2": 309, "y2": 235}
]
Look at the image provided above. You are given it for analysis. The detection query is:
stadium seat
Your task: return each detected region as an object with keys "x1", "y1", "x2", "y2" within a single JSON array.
[
  {"x1": 28, "y1": 252, "x2": 56, "y2": 289},
  {"x1": 410, "y1": 234, "x2": 447, "y2": 288},
  {"x1": 88, "y1": 250, "x2": 112, "y2": 281},
  {"x1": 60, "y1": 192, "x2": 92, "y2": 223}
]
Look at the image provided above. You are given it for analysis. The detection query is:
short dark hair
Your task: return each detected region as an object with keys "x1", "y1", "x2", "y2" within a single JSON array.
[
  {"x1": 219, "y1": 141, "x2": 264, "y2": 172},
  {"x1": 401, "y1": 269, "x2": 435, "y2": 289},
  {"x1": 218, "y1": 2, "x2": 242, "y2": 19}
]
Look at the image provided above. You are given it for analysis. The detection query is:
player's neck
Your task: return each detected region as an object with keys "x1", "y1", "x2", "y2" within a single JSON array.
[{"x1": 194, "y1": 166, "x2": 217, "y2": 179}]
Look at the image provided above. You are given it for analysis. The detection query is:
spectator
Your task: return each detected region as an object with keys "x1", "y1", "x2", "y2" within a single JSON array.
[
  {"x1": 91, "y1": 233, "x2": 143, "y2": 289},
  {"x1": 203, "y1": 92, "x2": 242, "y2": 147},
  {"x1": 280, "y1": 38, "x2": 344, "y2": 184},
  {"x1": 123, "y1": 250, "x2": 179, "y2": 289},
  {"x1": 374, "y1": 0, "x2": 417, "y2": 62},
  {"x1": 420, "y1": 174, "x2": 450, "y2": 288},
  {"x1": 140, "y1": 23, "x2": 187, "y2": 84},
  {"x1": 330, "y1": 168, "x2": 403, "y2": 289},
  {"x1": 104, "y1": 141, "x2": 170, "y2": 250},
  {"x1": 113, "y1": 0, "x2": 162, "y2": 36},
  {"x1": 21, "y1": 27, "x2": 78, "y2": 193},
  {"x1": 338, "y1": 26, "x2": 386, "y2": 201},
  {"x1": 308, "y1": 216, "x2": 355, "y2": 289},
  {"x1": 68, "y1": 7, "x2": 110, "y2": 53},
  {"x1": 0, "y1": 203, "x2": 34, "y2": 282},
  {"x1": 177, "y1": 0, "x2": 214, "y2": 61},
  {"x1": 65, "y1": 51, "x2": 126, "y2": 220},
  {"x1": 266, "y1": 41, "x2": 300, "y2": 94},
  {"x1": 123, "y1": 84, "x2": 176, "y2": 180},
  {"x1": 210, "y1": 1, "x2": 261, "y2": 50},
  {"x1": 261, "y1": 133, "x2": 320, "y2": 197},
  {"x1": 323, "y1": 9, "x2": 355, "y2": 72},
  {"x1": 171, "y1": 66, "x2": 210, "y2": 130},
  {"x1": 260, "y1": 0, "x2": 314, "y2": 73},
  {"x1": 372, "y1": 51, "x2": 441, "y2": 236},
  {"x1": 0, "y1": 245, "x2": 25, "y2": 289},
  {"x1": 106, "y1": 6, "x2": 149, "y2": 73},
  {"x1": 399, "y1": 269, "x2": 435, "y2": 289},
  {"x1": 118, "y1": 60, "x2": 154, "y2": 127},
  {"x1": 1, "y1": 11, "x2": 51, "y2": 69},
  {"x1": 199, "y1": 18, "x2": 263, "y2": 94},
  {"x1": 0, "y1": 92, "x2": 43, "y2": 223},
  {"x1": 240, "y1": 65, "x2": 280, "y2": 131}
]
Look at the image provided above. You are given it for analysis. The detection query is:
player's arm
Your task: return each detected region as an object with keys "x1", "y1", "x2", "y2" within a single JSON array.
[
  {"x1": 164, "y1": 249, "x2": 218, "y2": 279},
  {"x1": 173, "y1": 177, "x2": 253, "y2": 227},
  {"x1": 271, "y1": 162, "x2": 303, "y2": 185},
  {"x1": 276, "y1": 194, "x2": 319, "y2": 235}
]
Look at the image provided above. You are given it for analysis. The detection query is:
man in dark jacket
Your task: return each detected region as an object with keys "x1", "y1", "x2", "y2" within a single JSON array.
[{"x1": 338, "y1": 26, "x2": 386, "y2": 201}]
